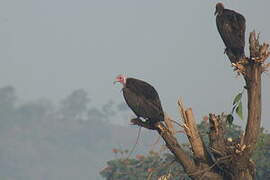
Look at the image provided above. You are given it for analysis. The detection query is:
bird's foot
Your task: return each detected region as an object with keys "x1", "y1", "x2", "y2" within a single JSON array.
[
  {"x1": 232, "y1": 62, "x2": 246, "y2": 76},
  {"x1": 238, "y1": 56, "x2": 249, "y2": 64},
  {"x1": 130, "y1": 118, "x2": 157, "y2": 130},
  {"x1": 231, "y1": 56, "x2": 249, "y2": 75}
]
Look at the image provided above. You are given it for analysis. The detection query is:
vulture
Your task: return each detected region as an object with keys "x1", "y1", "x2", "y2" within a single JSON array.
[
  {"x1": 215, "y1": 3, "x2": 246, "y2": 63},
  {"x1": 114, "y1": 75, "x2": 164, "y2": 125}
]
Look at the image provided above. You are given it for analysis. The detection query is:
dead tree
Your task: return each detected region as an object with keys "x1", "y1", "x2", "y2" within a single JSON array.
[{"x1": 131, "y1": 31, "x2": 269, "y2": 180}]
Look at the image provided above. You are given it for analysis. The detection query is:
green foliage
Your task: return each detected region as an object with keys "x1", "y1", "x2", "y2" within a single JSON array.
[
  {"x1": 198, "y1": 120, "x2": 242, "y2": 145},
  {"x1": 0, "y1": 86, "x2": 131, "y2": 180},
  {"x1": 229, "y1": 91, "x2": 244, "y2": 123},
  {"x1": 233, "y1": 92, "x2": 242, "y2": 105},
  {"x1": 252, "y1": 129, "x2": 270, "y2": 179},
  {"x1": 100, "y1": 149, "x2": 188, "y2": 180},
  {"x1": 226, "y1": 114, "x2": 234, "y2": 125},
  {"x1": 102, "y1": 122, "x2": 270, "y2": 180},
  {"x1": 235, "y1": 102, "x2": 243, "y2": 120}
]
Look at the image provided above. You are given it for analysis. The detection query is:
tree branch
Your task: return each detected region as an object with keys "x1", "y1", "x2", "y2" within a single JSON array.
[
  {"x1": 131, "y1": 118, "x2": 198, "y2": 179},
  {"x1": 242, "y1": 31, "x2": 269, "y2": 153},
  {"x1": 225, "y1": 31, "x2": 269, "y2": 179},
  {"x1": 130, "y1": 31, "x2": 269, "y2": 180},
  {"x1": 208, "y1": 114, "x2": 227, "y2": 157},
  {"x1": 178, "y1": 99, "x2": 210, "y2": 164}
]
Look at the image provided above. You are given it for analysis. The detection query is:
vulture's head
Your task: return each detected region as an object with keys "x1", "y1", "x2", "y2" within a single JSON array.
[
  {"x1": 113, "y1": 74, "x2": 127, "y2": 86},
  {"x1": 215, "y1": 2, "x2": 224, "y2": 16}
]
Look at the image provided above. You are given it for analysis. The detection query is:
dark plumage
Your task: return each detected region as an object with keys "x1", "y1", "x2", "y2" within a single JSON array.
[
  {"x1": 114, "y1": 75, "x2": 164, "y2": 125},
  {"x1": 215, "y1": 3, "x2": 246, "y2": 63}
]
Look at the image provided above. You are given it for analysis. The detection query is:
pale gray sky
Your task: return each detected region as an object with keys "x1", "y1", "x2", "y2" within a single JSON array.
[{"x1": 0, "y1": 0, "x2": 269, "y2": 128}]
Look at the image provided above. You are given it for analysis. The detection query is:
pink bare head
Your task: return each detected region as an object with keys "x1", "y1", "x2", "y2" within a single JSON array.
[
  {"x1": 215, "y1": 2, "x2": 224, "y2": 15},
  {"x1": 113, "y1": 74, "x2": 127, "y2": 85}
]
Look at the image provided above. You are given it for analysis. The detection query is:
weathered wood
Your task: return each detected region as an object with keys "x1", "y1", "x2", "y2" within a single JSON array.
[
  {"x1": 131, "y1": 118, "x2": 197, "y2": 178},
  {"x1": 229, "y1": 31, "x2": 268, "y2": 179},
  {"x1": 178, "y1": 100, "x2": 211, "y2": 166},
  {"x1": 243, "y1": 64, "x2": 262, "y2": 151},
  {"x1": 130, "y1": 31, "x2": 268, "y2": 180},
  {"x1": 208, "y1": 114, "x2": 227, "y2": 157},
  {"x1": 131, "y1": 118, "x2": 223, "y2": 180}
]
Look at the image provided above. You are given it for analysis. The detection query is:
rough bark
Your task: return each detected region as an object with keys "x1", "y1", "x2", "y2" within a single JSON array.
[
  {"x1": 131, "y1": 118, "x2": 197, "y2": 178},
  {"x1": 231, "y1": 31, "x2": 269, "y2": 180},
  {"x1": 131, "y1": 118, "x2": 222, "y2": 180},
  {"x1": 131, "y1": 31, "x2": 269, "y2": 180},
  {"x1": 243, "y1": 32, "x2": 264, "y2": 151},
  {"x1": 178, "y1": 100, "x2": 209, "y2": 162}
]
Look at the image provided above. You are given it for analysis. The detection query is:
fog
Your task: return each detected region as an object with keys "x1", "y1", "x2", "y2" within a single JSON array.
[{"x1": 0, "y1": 0, "x2": 269, "y2": 179}]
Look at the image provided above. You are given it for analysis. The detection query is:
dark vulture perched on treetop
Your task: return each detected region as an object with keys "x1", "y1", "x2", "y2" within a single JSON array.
[
  {"x1": 215, "y1": 2, "x2": 246, "y2": 63},
  {"x1": 114, "y1": 75, "x2": 164, "y2": 125}
]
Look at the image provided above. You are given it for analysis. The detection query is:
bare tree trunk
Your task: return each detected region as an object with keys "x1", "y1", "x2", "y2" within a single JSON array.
[
  {"x1": 131, "y1": 31, "x2": 269, "y2": 180},
  {"x1": 230, "y1": 31, "x2": 269, "y2": 180}
]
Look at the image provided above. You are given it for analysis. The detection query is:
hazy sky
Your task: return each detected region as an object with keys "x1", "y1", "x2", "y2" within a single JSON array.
[{"x1": 0, "y1": 0, "x2": 269, "y2": 128}]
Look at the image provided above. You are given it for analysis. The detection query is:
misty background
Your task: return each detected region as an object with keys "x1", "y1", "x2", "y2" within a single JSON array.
[{"x1": 0, "y1": 0, "x2": 269, "y2": 179}]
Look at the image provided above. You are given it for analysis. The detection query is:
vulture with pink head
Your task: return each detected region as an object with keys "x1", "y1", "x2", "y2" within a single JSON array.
[{"x1": 114, "y1": 75, "x2": 164, "y2": 125}]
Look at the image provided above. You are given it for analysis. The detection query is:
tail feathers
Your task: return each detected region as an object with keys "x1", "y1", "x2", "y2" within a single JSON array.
[
  {"x1": 226, "y1": 48, "x2": 245, "y2": 63},
  {"x1": 148, "y1": 117, "x2": 164, "y2": 125}
]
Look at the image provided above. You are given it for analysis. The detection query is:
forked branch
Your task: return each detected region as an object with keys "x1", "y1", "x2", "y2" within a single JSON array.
[
  {"x1": 131, "y1": 31, "x2": 269, "y2": 180},
  {"x1": 178, "y1": 99, "x2": 211, "y2": 164},
  {"x1": 131, "y1": 118, "x2": 198, "y2": 178},
  {"x1": 242, "y1": 31, "x2": 269, "y2": 154}
]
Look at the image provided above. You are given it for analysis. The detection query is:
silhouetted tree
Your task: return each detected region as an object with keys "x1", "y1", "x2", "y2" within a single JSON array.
[{"x1": 59, "y1": 89, "x2": 90, "y2": 120}]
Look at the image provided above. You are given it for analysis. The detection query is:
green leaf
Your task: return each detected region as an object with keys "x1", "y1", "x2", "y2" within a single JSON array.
[
  {"x1": 236, "y1": 102, "x2": 243, "y2": 120},
  {"x1": 231, "y1": 104, "x2": 237, "y2": 114},
  {"x1": 226, "y1": 114, "x2": 234, "y2": 125},
  {"x1": 233, "y1": 92, "x2": 243, "y2": 105}
]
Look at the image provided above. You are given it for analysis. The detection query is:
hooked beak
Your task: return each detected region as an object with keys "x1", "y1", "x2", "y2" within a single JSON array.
[{"x1": 113, "y1": 81, "x2": 118, "y2": 85}]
